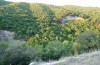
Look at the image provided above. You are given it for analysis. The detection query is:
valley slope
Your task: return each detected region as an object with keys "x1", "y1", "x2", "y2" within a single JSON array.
[{"x1": 0, "y1": 0, "x2": 100, "y2": 65}]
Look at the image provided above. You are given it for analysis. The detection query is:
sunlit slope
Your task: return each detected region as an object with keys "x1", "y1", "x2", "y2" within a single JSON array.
[{"x1": 0, "y1": 1, "x2": 100, "y2": 41}]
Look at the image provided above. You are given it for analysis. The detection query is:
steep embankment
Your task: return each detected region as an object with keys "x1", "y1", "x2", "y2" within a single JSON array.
[{"x1": 30, "y1": 51, "x2": 100, "y2": 65}]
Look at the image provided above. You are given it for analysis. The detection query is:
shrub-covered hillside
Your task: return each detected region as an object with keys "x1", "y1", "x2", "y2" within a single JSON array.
[
  {"x1": 0, "y1": 0, "x2": 100, "y2": 42},
  {"x1": 0, "y1": 0, "x2": 100, "y2": 65}
]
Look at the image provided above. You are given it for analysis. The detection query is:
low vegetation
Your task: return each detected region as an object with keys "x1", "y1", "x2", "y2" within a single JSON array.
[{"x1": 0, "y1": 0, "x2": 100, "y2": 65}]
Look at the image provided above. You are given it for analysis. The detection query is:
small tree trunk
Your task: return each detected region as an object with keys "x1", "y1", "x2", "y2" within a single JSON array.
[{"x1": 74, "y1": 49, "x2": 78, "y2": 56}]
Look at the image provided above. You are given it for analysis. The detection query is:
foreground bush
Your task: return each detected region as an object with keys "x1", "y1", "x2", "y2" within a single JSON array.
[
  {"x1": 41, "y1": 41, "x2": 73, "y2": 61},
  {"x1": 0, "y1": 42, "x2": 9, "y2": 65},
  {"x1": 75, "y1": 30, "x2": 100, "y2": 53},
  {"x1": 0, "y1": 43, "x2": 41, "y2": 65}
]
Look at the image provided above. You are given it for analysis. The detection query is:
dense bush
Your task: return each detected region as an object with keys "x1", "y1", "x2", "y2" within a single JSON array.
[
  {"x1": 0, "y1": 42, "x2": 42, "y2": 65},
  {"x1": 0, "y1": 42, "x2": 9, "y2": 65},
  {"x1": 41, "y1": 41, "x2": 73, "y2": 61},
  {"x1": 0, "y1": 41, "x2": 74, "y2": 64},
  {"x1": 75, "y1": 30, "x2": 100, "y2": 53},
  {"x1": 27, "y1": 40, "x2": 74, "y2": 61}
]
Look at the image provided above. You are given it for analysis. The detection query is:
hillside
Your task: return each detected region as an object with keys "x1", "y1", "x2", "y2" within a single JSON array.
[
  {"x1": 0, "y1": 0, "x2": 100, "y2": 65},
  {"x1": 0, "y1": 0, "x2": 100, "y2": 42}
]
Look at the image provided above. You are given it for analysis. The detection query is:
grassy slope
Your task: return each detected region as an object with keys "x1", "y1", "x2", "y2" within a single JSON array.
[{"x1": 31, "y1": 51, "x2": 100, "y2": 65}]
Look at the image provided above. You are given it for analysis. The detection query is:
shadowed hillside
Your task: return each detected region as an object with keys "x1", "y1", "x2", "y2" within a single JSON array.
[{"x1": 0, "y1": 0, "x2": 11, "y2": 6}]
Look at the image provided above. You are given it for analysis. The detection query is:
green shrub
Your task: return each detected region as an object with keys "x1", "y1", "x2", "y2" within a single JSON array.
[
  {"x1": 75, "y1": 30, "x2": 99, "y2": 53},
  {"x1": 41, "y1": 40, "x2": 73, "y2": 61},
  {"x1": 0, "y1": 41, "x2": 73, "y2": 64},
  {"x1": 0, "y1": 43, "x2": 41, "y2": 65},
  {"x1": 0, "y1": 42, "x2": 9, "y2": 65}
]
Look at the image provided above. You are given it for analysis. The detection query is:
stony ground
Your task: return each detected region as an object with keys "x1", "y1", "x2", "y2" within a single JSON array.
[{"x1": 29, "y1": 51, "x2": 100, "y2": 65}]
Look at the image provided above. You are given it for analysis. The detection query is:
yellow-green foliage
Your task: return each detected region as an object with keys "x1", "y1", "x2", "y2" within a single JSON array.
[
  {"x1": 0, "y1": 1, "x2": 100, "y2": 63},
  {"x1": 0, "y1": 1, "x2": 100, "y2": 43}
]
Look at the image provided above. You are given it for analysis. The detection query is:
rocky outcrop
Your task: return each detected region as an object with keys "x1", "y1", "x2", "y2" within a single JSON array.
[
  {"x1": 61, "y1": 16, "x2": 84, "y2": 24},
  {"x1": 0, "y1": 30, "x2": 25, "y2": 43},
  {"x1": 0, "y1": 30, "x2": 14, "y2": 42}
]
